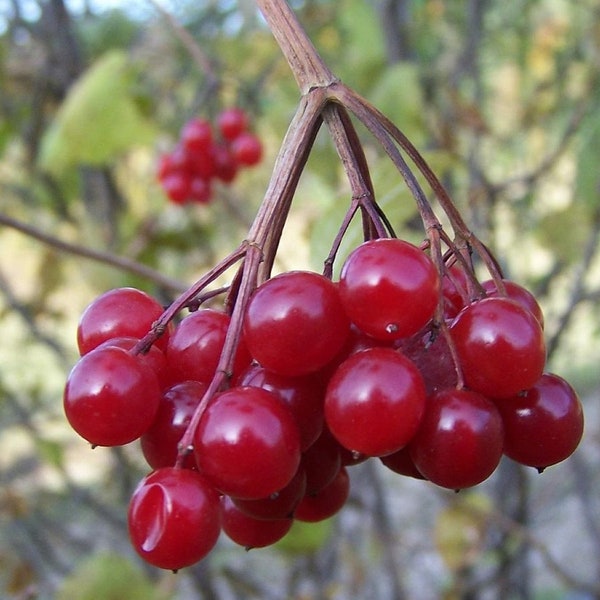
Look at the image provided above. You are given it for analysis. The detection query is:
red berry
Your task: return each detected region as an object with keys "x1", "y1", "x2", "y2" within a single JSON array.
[
  {"x1": 128, "y1": 467, "x2": 221, "y2": 570},
  {"x1": 64, "y1": 346, "x2": 161, "y2": 446},
  {"x1": 325, "y1": 347, "x2": 426, "y2": 457},
  {"x1": 243, "y1": 270, "x2": 350, "y2": 377},
  {"x1": 450, "y1": 297, "x2": 546, "y2": 398},
  {"x1": 193, "y1": 386, "x2": 301, "y2": 499},
  {"x1": 212, "y1": 144, "x2": 239, "y2": 182},
  {"x1": 294, "y1": 467, "x2": 350, "y2": 523},
  {"x1": 339, "y1": 238, "x2": 441, "y2": 341},
  {"x1": 497, "y1": 373, "x2": 584, "y2": 470},
  {"x1": 77, "y1": 287, "x2": 169, "y2": 355},
  {"x1": 301, "y1": 427, "x2": 342, "y2": 495},
  {"x1": 230, "y1": 132, "x2": 263, "y2": 166},
  {"x1": 220, "y1": 495, "x2": 292, "y2": 549},
  {"x1": 180, "y1": 118, "x2": 213, "y2": 153},
  {"x1": 165, "y1": 308, "x2": 250, "y2": 387},
  {"x1": 161, "y1": 171, "x2": 192, "y2": 204},
  {"x1": 189, "y1": 176, "x2": 213, "y2": 204},
  {"x1": 140, "y1": 380, "x2": 208, "y2": 470},
  {"x1": 409, "y1": 388, "x2": 504, "y2": 489},
  {"x1": 217, "y1": 107, "x2": 249, "y2": 141},
  {"x1": 480, "y1": 278, "x2": 544, "y2": 328},
  {"x1": 380, "y1": 446, "x2": 426, "y2": 479}
]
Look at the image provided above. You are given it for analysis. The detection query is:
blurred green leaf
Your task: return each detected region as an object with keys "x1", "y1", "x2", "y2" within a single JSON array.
[
  {"x1": 38, "y1": 50, "x2": 157, "y2": 176},
  {"x1": 274, "y1": 519, "x2": 334, "y2": 555}
]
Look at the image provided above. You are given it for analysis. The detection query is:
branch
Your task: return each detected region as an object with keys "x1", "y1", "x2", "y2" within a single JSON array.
[{"x1": 0, "y1": 213, "x2": 187, "y2": 293}]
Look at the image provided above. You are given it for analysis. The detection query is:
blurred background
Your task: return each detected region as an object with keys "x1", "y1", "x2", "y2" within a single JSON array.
[{"x1": 1, "y1": 0, "x2": 599, "y2": 598}]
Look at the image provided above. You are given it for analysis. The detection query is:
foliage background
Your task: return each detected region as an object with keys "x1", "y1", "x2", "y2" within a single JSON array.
[{"x1": 1, "y1": 0, "x2": 599, "y2": 598}]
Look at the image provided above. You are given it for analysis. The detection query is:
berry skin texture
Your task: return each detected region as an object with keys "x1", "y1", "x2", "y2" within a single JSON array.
[
  {"x1": 409, "y1": 388, "x2": 504, "y2": 490},
  {"x1": 63, "y1": 346, "x2": 161, "y2": 447},
  {"x1": 221, "y1": 496, "x2": 292, "y2": 549},
  {"x1": 193, "y1": 386, "x2": 301, "y2": 500},
  {"x1": 450, "y1": 297, "x2": 546, "y2": 399},
  {"x1": 77, "y1": 287, "x2": 169, "y2": 355},
  {"x1": 324, "y1": 347, "x2": 427, "y2": 457},
  {"x1": 339, "y1": 238, "x2": 440, "y2": 341},
  {"x1": 498, "y1": 373, "x2": 584, "y2": 470},
  {"x1": 294, "y1": 467, "x2": 350, "y2": 523},
  {"x1": 128, "y1": 467, "x2": 221, "y2": 571},
  {"x1": 243, "y1": 270, "x2": 350, "y2": 377}
]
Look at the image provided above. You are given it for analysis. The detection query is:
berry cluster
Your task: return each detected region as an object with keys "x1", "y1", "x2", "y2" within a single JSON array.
[
  {"x1": 157, "y1": 107, "x2": 263, "y2": 205},
  {"x1": 63, "y1": 237, "x2": 584, "y2": 572}
]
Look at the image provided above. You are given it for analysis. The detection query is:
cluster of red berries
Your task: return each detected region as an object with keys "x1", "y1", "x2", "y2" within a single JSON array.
[
  {"x1": 157, "y1": 107, "x2": 263, "y2": 205},
  {"x1": 63, "y1": 237, "x2": 584, "y2": 572}
]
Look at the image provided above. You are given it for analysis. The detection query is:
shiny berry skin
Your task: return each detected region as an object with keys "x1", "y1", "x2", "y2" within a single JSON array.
[
  {"x1": 63, "y1": 346, "x2": 161, "y2": 446},
  {"x1": 220, "y1": 495, "x2": 292, "y2": 549},
  {"x1": 217, "y1": 107, "x2": 248, "y2": 141},
  {"x1": 77, "y1": 287, "x2": 169, "y2": 355},
  {"x1": 324, "y1": 347, "x2": 426, "y2": 457},
  {"x1": 232, "y1": 468, "x2": 307, "y2": 521},
  {"x1": 339, "y1": 238, "x2": 440, "y2": 341},
  {"x1": 165, "y1": 308, "x2": 250, "y2": 386},
  {"x1": 294, "y1": 467, "x2": 350, "y2": 523},
  {"x1": 235, "y1": 364, "x2": 325, "y2": 451},
  {"x1": 128, "y1": 467, "x2": 221, "y2": 570},
  {"x1": 243, "y1": 271, "x2": 350, "y2": 377},
  {"x1": 408, "y1": 388, "x2": 504, "y2": 489},
  {"x1": 480, "y1": 278, "x2": 544, "y2": 328},
  {"x1": 193, "y1": 386, "x2": 301, "y2": 499},
  {"x1": 497, "y1": 373, "x2": 584, "y2": 470},
  {"x1": 450, "y1": 297, "x2": 546, "y2": 399},
  {"x1": 231, "y1": 132, "x2": 263, "y2": 166},
  {"x1": 141, "y1": 380, "x2": 208, "y2": 469}
]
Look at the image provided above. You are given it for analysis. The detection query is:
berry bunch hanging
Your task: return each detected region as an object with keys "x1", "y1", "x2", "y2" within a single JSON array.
[
  {"x1": 157, "y1": 107, "x2": 263, "y2": 205},
  {"x1": 63, "y1": 0, "x2": 585, "y2": 574}
]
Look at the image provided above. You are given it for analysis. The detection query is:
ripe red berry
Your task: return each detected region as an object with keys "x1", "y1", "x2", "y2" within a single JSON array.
[
  {"x1": 128, "y1": 467, "x2": 221, "y2": 570},
  {"x1": 64, "y1": 346, "x2": 161, "y2": 446},
  {"x1": 294, "y1": 467, "x2": 350, "y2": 523},
  {"x1": 230, "y1": 132, "x2": 263, "y2": 166},
  {"x1": 140, "y1": 380, "x2": 208, "y2": 470},
  {"x1": 325, "y1": 347, "x2": 426, "y2": 457},
  {"x1": 408, "y1": 388, "x2": 504, "y2": 489},
  {"x1": 497, "y1": 373, "x2": 584, "y2": 470},
  {"x1": 193, "y1": 386, "x2": 301, "y2": 499},
  {"x1": 480, "y1": 278, "x2": 544, "y2": 328},
  {"x1": 77, "y1": 287, "x2": 169, "y2": 355},
  {"x1": 339, "y1": 238, "x2": 440, "y2": 341},
  {"x1": 162, "y1": 172, "x2": 191, "y2": 204},
  {"x1": 180, "y1": 118, "x2": 213, "y2": 153},
  {"x1": 243, "y1": 270, "x2": 350, "y2": 377},
  {"x1": 217, "y1": 107, "x2": 249, "y2": 141},
  {"x1": 450, "y1": 297, "x2": 546, "y2": 399}
]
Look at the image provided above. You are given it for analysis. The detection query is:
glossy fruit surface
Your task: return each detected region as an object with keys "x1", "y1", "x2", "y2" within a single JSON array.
[
  {"x1": 77, "y1": 287, "x2": 169, "y2": 355},
  {"x1": 165, "y1": 308, "x2": 250, "y2": 386},
  {"x1": 481, "y1": 278, "x2": 544, "y2": 327},
  {"x1": 141, "y1": 380, "x2": 208, "y2": 469},
  {"x1": 243, "y1": 270, "x2": 350, "y2": 376},
  {"x1": 498, "y1": 373, "x2": 584, "y2": 469},
  {"x1": 294, "y1": 467, "x2": 350, "y2": 522},
  {"x1": 64, "y1": 346, "x2": 161, "y2": 446},
  {"x1": 450, "y1": 297, "x2": 546, "y2": 398},
  {"x1": 325, "y1": 347, "x2": 426, "y2": 456},
  {"x1": 128, "y1": 467, "x2": 221, "y2": 570},
  {"x1": 193, "y1": 386, "x2": 301, "y2": 499},
  {"x1": 409, "y1": 388, "x2": 504, "y2": 489},
  {"x1": 339, "y1": 238, "x2": 440, "y2": 341}
]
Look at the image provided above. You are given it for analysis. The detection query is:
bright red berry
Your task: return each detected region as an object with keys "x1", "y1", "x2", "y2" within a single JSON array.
[{"x1": 217, "y1": 107, "x2": 249, "y2": 141}]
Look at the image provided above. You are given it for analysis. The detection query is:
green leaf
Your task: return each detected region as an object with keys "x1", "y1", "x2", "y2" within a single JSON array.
[
  {"x1": 273, "y1": 519, "x2": 334, "y2": 555},
  {"x1": 56, "y1": 553, "x2": 167, "y2": 600},
  {"x1": 38, "y1": 50, "x2": 157, "y2": 176}
]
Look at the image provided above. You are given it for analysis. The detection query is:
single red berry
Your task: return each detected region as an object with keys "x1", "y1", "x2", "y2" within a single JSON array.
[
  {"x1": 450, "y1": 297, "x2": 546, "y2": 398},
  {"x1": 380, "y1": 446, "x2": 426, "y2": 480},
  {"x1": 243, "y1": 270, "x2": 350, "y2": 377},
  {"x1": 294, "y1": 467, "x2": 350, "y2": 523},
  {"x1": 220, "y1": 495, "x2": 292, "y2": 549},
  {"x1": 128, "y1": 467, "x2": 221, "y2": 570},
  {"x1": 480, "y1": 278, "x2": 544, "y2": 328},
  {"x1": 162, "y1": 171, "x2": 192, "y2": 204},
  {"x1": 193, "y1": 386, "x2": 301, "y2": 499},
  {"x1": 64, "y1": 346, "x2": 161, "y2": 446},
  {"x1": 339, "y1": 238, "x2": 440, "y2": 341},
  {"x1": 230, "y1": 132, "x2": 263, "y2": 166},
  {"x1": 408, "y1": 388, "x2": 504, "y2": 489},
  {"x1": 189, "y1": 176, "x2": 213, "y2": 204},
  {"x1": 217, "y1": 107, "x2": 249, "y2": 141},
  {"x1": 77, "y1": 287, "x2": 170, "y2": 355},
  {"x1": 180, "y1": 118, "x2": 213, "y2": 153},
  {"x1": 497, "y1": 373, "x2": 584, "y2": 470},
  {"x1": 325, "y1": 347, "x2": 426, "y2": 457},
  {"x1": 212, "y1": 144, "x2": 238, "y2": 182},
  {"x1": 301, "y1": 427, "x2": 342, "y2": 495}
]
